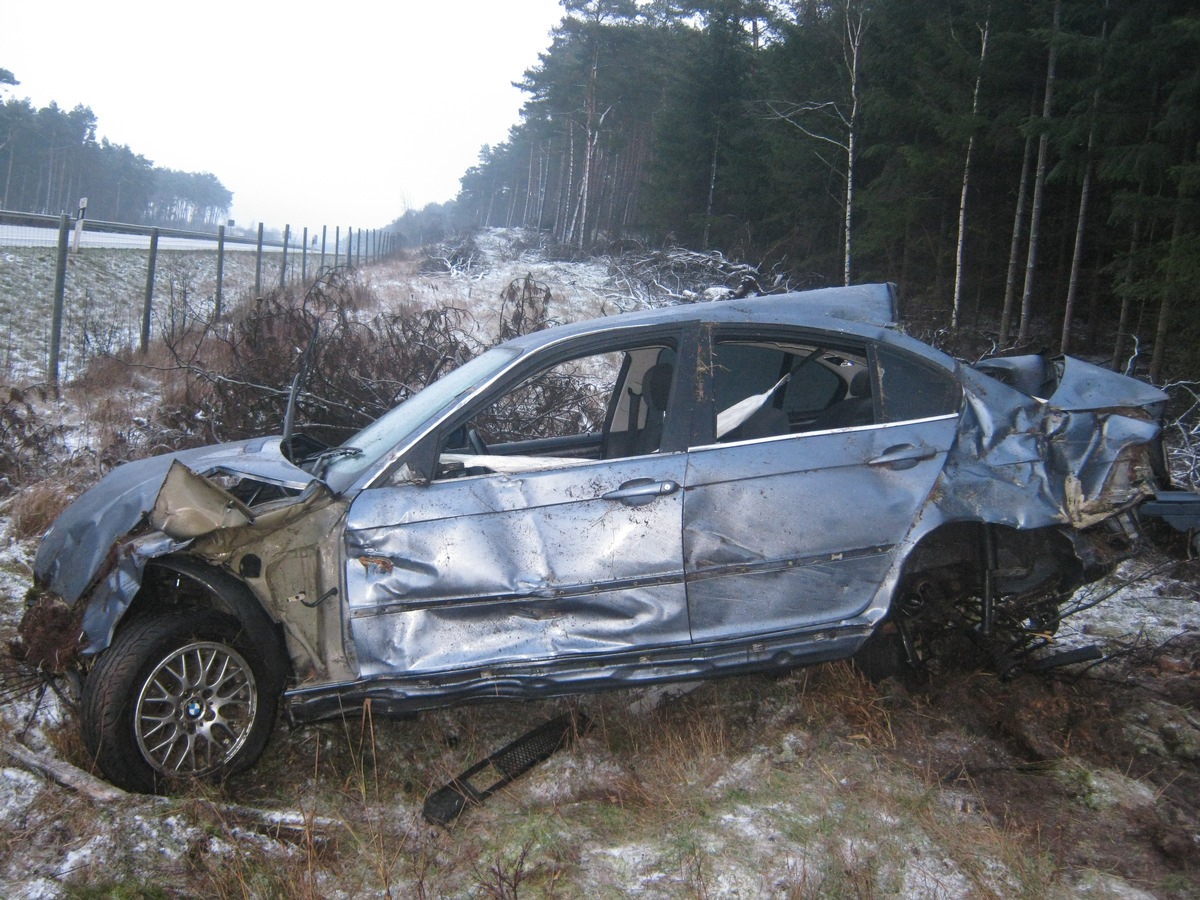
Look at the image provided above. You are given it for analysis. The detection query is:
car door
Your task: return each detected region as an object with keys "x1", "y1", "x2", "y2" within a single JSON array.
[
  {"x1": 341, "y1": 331, "x2": 694, "y2": 678},
  {"x1": 683, "y1": 329, "x2": 961, "y2": 643}
]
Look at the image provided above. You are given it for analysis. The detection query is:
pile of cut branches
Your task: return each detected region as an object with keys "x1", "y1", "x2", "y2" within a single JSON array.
[
  {"x1": 1164, "y1": 381, "x2": 1200, "y2": 491},
  {"x1": 603, "y1": 244, "x2": 789, "y2": 310}
]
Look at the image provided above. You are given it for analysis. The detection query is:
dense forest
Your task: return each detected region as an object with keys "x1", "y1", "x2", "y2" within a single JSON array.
[
  {"x1": 0, "y1": 67, "x2": 232, "y2": 228},
  {"x1": 445, "y1": 0, "x2": 1199, "y2": 380}
]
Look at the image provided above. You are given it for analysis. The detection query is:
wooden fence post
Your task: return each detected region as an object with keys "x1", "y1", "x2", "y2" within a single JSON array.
[
  {"x1": 47, "y1": 214, "x2": 70, "y2": 385},
  {"x1": 141, "y1": 227, "x2": 159, "y2": 353},
  {"x1": 215, "y1": 224, "x2": 226, "y2": 319},
  {"x1": 321, "y1": 225, "x2": 327, "y2": 272},
  {"x1": 302, "y1": 226, "x2": 308, "y2": 282},
  {"x1": 346, "y1": 226, "x2": 353, "y2": 268}
]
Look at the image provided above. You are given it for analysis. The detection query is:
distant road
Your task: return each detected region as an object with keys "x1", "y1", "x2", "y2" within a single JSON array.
[{"x1": 0, "y1": 224, "x2": 279, "y2": 252}]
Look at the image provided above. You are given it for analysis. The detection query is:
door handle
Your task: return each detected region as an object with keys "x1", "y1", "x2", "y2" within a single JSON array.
[
  {"x1": 867, "y1": 444, "x2": 936, "y2": 471},
  {"x1": 602, "y1": 478, "x2": 681, "y2": 506}
]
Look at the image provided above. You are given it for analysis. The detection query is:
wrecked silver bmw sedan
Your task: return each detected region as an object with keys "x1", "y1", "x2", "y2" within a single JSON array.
[{"x1": 22, "y1": 283, "x2": 1198, "y2": 792}]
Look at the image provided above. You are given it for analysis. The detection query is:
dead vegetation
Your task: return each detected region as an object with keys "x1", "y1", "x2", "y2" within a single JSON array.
[
  {"x1": 146, "y1": 267, "x2": 479, "y2": 450},
  {"x1": 1164, "y1": 380, "x2": 1200, "y2": 491},
  {"x1": 0, "y1": 386, "x2": 63, "y2": 498}
]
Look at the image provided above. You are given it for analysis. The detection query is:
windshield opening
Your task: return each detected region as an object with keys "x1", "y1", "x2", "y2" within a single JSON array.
[{"x1": 320, "y1": 347, "x2": 521, "y2": 493}]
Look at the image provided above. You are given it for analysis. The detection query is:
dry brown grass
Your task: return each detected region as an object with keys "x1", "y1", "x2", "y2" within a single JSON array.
[
  {"x1": 4, "y1": 477, "x2": 77, "y2": 541},
  {"x1": 804, "y1": 662, "x2": 898, "y2": 751}
]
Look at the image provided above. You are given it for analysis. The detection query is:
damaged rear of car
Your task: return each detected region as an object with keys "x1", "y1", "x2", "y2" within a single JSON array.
[{"x1": 17, "y1": 283, "x2": 1200, "y2": 793}]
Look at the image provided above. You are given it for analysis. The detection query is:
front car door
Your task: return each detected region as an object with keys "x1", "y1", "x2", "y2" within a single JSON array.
[
  {"x1": 683, "y1": 326, "x2": 962, "y2": 645},
  {"x1": 342, "y1": 327, "x2": 695, "y2": 680}
]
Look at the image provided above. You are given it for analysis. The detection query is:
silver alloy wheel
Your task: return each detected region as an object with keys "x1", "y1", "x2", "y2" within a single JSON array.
[{"x1": 134, "y1": 640, "x2": 258, "y2": 778}]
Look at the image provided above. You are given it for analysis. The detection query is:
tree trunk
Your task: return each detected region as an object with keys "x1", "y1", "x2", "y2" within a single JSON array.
[
  {"x1": 1017, "y1": 0, "x2": 1060, "y2": 346},
  {"x1": 556, "y1": 126, "x2": 575, "y2": 243},
  {"x1": 1060, "y1": 153, "x2": 1093, "y2": 354},
  {"x1": 1149, "y1": 113, "x2": 1193, "y2": 384},
  {"x1": 952, "y1": 18, "x2": 990, "y2": 332},
  {"x1": 1061, "y1": 10, "x2": 1107, "y2": 354},
  {"x1": 703, "y1": 122, "x2": 720, "y2": 250},
  {"x1": 841, "y1": 0, "x2": 867, "y2": 286},
  {"x1": 1149, "y1": 203, "x2": 1185, "y2": 382},
  {"x1": 999, "y1": 93, "x2": 1036, "y2": 345},
  {"x1": 522, "y1": 142, "x2": 536, "y2": 228}
]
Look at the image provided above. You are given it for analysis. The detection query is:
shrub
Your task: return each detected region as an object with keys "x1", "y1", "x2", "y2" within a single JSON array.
[{"x1": 0, "y1": 385, "x2": 63, "y2": 497}]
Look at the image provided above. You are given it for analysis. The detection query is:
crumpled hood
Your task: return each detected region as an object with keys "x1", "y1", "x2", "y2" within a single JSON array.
[{"x1": 34, "y1": 436, "x2": 317, "y2": 605}]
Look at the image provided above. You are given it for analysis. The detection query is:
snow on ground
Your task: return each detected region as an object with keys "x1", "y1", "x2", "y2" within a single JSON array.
[
  {"x1": 363, "y1": 228, "x2": 621, "y2": 332},
  {"x1": 0, "y1": 518, "x2": 30, "y2": 630},
  {"x1": 1, "y1": 246, "x2": 283, "y2": 385},
  {"x1": 1058, "y1": 555, "x2": 1200, "y2": 653}
]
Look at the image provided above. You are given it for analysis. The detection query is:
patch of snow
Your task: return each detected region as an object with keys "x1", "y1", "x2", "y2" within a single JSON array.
[
  {"x1": 0, "y1": 516, "x2": 34, "y2": 630},
  {"x1": 1064, "y1": 869, "x2": 1162, "y2": 899},
  {"x1": 710, "y1": 751, "x2": 769, "y2": 794},
  {"x1": 521, "y1": 747, "x2": 627, "y2": 806},
  {"x1": 717, "y1": 805, "x2": 783, "y2": 844},
  {"x1": 127, "y1": 813, "x2": 202, "y2": 858},
  {"x1": 1056, "y1": 557, "x2": 1200, "y2": 654},
  {"x1": 898, "y1": 850, "x2": 976, "y2": 899},
  {"x1": 0, "y1": 767, "x2": 43, "y2": 824},
  {"x1": 623, "y1": 682, "x2": 700, "y2": 716},
  {"x1": 12, "y1": 878, "x2": 62, "y2": 900},
  {"x1": 56, "y1": 833, "x2": 114, "y2": 881},
  {"x1": 582, "y1": 842, "x2": 661, "y2": 893}
]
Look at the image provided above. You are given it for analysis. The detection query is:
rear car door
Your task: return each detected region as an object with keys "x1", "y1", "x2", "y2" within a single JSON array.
[{"x1": 683, "y1": 328, "x2": 961, "y2": 643}]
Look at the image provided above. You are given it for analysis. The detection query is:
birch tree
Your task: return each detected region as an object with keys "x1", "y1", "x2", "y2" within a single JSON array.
[
  {"x1": 951, "y1": 12, "x2": 990, "y2": 331},
  {"x1": 764, "y1": 0, "x2": 869, "y2": 286},
  {"x1": 1016, "y1": 0, "x2": 1061, "y2": 346},
  {"x1": 1059, "y1": 6, "x2": 1108, "y2": 355},
  {"x1": 998, "y1": 92, "x2": 1036, "y2": 346}
]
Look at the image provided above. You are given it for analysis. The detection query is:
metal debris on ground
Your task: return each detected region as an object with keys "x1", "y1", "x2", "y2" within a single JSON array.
[{"x1": 423, "y1": 710, "x2": 592, "y2": 827}]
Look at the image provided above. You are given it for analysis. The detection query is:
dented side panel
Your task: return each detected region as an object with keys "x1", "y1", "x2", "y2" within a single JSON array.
[
  {"x1": 343, "y1": 455, "x2": 689, "y2": 677},
  {"x1": 684, "y1": 417, "x2": 958, "y2": 640}
]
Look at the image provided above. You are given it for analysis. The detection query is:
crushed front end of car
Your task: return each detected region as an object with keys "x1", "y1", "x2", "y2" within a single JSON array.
[{"x1": 17, "y1": 437, "x2": 327, "y2": 673}]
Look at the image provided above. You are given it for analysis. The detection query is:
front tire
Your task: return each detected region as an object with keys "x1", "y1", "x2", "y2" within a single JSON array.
[{"x1": 81, "y1": 609, "x2": 284, "y2": 794}]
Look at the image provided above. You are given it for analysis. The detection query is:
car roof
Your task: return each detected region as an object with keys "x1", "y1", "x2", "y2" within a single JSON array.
[{"x1": 500, "y1": 283, "x2": 901, "y2": 354}]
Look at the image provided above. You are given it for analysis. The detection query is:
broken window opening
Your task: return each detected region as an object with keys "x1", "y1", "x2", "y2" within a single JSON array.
[{"x1": 433, "y1": 342, "x2": 679, "y2": 480}]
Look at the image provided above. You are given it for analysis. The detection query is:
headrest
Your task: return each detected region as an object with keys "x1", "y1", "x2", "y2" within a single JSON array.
[
  {"x1": 644, "y1": 363, "x2": 674, "y2": 408},
  {"x1": 849, "y1": 369, "x2": 871, "y2": 397}
]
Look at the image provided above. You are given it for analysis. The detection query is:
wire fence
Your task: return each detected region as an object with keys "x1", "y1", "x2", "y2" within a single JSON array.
[{"x1": 0, "y1": 209, "x2": 398, "y2": 386}]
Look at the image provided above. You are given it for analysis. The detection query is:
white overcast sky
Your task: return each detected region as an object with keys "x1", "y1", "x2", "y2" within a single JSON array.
[{"x1": 1, "y1": 0, "x2": 565, "y2": 231}]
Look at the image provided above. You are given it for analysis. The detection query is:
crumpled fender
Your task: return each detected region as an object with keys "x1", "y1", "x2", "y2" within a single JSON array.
[
  {"x1": 34, "y1": 436, "x2": 316, "y2": 606},
  {"x1": 932, "y1": 360, "x2": 1165, "y2": 529}
]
